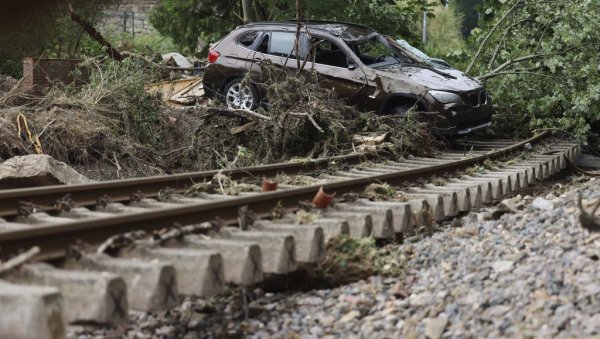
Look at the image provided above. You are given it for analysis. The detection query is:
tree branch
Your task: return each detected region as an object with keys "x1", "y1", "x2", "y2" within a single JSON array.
[
  {"x1": 68, "y1": 4, "x2": 123, "y2": 61},
  {"x1": 478, "y1": 53, "x2": 559, "y2": 80},
  {"x1": 488, "y1": 18, "x2": 532, "y2": 69},
  {"x1": 478, "y1": 70, "x2": 556, "y2": 81},
  {"x1": 466, "y1": 0, "x2": 522, "y2": 73}
]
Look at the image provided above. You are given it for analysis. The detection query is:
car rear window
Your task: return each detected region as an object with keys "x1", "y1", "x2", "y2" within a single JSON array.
[{"x1": 238, "y1": 31, "x2": 259, "y2": 47}]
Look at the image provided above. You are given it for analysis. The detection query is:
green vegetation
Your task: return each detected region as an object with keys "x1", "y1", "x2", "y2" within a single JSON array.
[
  {"x1": 314, "y1": 236, "x2": 401, "y2": 286},
  {"x1": 150, "y1": 0, "x2": 432, "y2": 53},
  {"x1": 463, "y1": 0, "x2": 600, "y2": 141},
  {"x1": 2, "y1": 0, "x2": 598, "y2": 173}
]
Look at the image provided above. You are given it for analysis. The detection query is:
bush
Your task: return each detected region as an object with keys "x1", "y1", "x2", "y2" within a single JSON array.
[{"x1": 463, "y1": 0, "x2": 600, "y2": 142}]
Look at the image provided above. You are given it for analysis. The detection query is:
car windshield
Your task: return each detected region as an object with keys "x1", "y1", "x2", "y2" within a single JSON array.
[
  {"x1": 395, "y1": 39, "x2": 453, "y2": 69},
  {"x1": 347, "y1": 35, "x2": 414, "y2": 68}
]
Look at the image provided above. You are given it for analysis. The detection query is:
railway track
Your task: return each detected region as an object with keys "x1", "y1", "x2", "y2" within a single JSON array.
[{"x1": 0, "y1": 132, "x2": 582, "y2": 338}]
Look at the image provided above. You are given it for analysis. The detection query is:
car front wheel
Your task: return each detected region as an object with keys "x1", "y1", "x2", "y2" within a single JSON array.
[
  {"x1": 390, "y1": 104, "x2": 413, "y2": 117},
  {"x1": 222, "y1": 79, "x2": 259, "y2": 111}
]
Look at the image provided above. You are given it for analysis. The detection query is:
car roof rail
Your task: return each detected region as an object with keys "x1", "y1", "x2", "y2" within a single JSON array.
[
  {"x1": 285, "y1": 19, "x2": 375, "y2": 31},
  {"x1": 241, "y1": 20, "x2": 375, "y2": 32}
]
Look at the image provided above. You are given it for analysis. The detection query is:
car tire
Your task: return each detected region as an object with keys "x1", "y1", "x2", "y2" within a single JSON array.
[
  {"x1": 221, "y1": 78, "x2": 259, "y2": 111},
  {"x1": 390, "y1": 104, "x2": 413, "y2": 117}
]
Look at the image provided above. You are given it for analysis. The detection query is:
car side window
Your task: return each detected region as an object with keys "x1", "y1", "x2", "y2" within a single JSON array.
[
  {"x1": 269, "y1": 32, "x2": 296, "y2": 57},
  {"x1": 238, "y1": 31, "x2": 259, "y2": 47},
  {"x1": 267, "y1": 32, "x2": 308, "y2": 59},
  {"x1": 257, "y1": 34, "x2": 269, "y2": 54},
  {"x1": 310, "y1": 37, "x2": 348, "y2": 68}
]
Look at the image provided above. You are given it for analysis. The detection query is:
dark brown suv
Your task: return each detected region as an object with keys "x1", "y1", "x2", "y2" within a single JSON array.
[{"x1": 203, "y1": 21, "x2": 493, "y2": 135}]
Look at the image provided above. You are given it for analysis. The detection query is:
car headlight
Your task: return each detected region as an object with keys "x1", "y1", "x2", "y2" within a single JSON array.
[{"x1": 429, "y1": 90, "x2": 462, "y2": 104}]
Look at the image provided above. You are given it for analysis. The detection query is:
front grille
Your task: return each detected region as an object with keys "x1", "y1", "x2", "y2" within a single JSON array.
[
  {"x1": 467, "y1": 90, "x2": 487, "y2": 107},
  {"x1": 479, "y1": 90, "x2": 487, "y2": 105}
]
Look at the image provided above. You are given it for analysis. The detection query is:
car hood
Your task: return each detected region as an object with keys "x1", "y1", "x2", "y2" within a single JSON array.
[{"x1": 373, "y1": 64, "x2": 482, "y2": 92}]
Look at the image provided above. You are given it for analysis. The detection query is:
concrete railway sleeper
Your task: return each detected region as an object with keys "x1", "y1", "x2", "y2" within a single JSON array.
[{"x1": 0, "y1": 133, "x2": 585, "y2": 338}]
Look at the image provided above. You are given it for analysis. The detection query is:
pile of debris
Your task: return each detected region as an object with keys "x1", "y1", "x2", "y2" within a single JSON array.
[{"x1": 0, "y1": 5, "x2": 438, "y2": 180}]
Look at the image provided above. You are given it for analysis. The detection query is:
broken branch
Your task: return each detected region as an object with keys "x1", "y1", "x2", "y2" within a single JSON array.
[
  {"x1": 68, "y1": 4, "x2": 123, "y2": 61},
  {"x1": 0, "y1": 246, "x2": 40, "y2": 276}
]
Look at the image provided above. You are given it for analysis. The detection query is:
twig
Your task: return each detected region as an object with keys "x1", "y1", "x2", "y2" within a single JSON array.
[
  {"x1": 217, "y1": 108, "x2": 272, "y2": 121},
  {"x1": 216, "y1": 172, "x2": 227, "y2": 195},
  {"x1": 37, "y1": 119, "x2": 56, "y2": 139},
  {"x1": 288, "y1": 112, "x2": 324, "y2": 132},
  {"x1": 112, "y1": 152, "x2": 122, "y2": 178},
  {"x1": 161, "y1": 146, "x2": 191, "y2": 156},
  {"x1": 0, "y1": 246, "x2": 40, "y2": 276}
]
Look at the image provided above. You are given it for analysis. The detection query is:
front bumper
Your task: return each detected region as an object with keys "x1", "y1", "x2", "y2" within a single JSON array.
[{"x1": 431, "y1": 102, "x2": 494, "y2": 135}]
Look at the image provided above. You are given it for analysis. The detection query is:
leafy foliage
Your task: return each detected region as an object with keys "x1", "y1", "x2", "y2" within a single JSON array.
[
  {"x1": 423, "y1": 3, "x2": 466, "y2": 59},
  {"x1": 150, "y1": 0, "x2": 430, "y2": 53},
  {"x1": 465, "y1": 0, "x2": 600, "y2": 140}
]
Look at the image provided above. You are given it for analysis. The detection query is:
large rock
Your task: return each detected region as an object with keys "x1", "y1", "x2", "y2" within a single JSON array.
[{"x1": 0, "y1": 155, "x2": 91, "y2": 189}]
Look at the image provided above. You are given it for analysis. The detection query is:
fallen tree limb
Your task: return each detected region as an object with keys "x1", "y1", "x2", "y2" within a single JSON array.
[{"x1": 68, "y1": 4, "x2": 123, "y2": 61}]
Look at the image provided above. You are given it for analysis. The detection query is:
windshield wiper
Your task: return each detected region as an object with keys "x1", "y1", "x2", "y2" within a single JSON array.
[{"x1": 409, "y1": 62, "x2": 457, "y2": 79}]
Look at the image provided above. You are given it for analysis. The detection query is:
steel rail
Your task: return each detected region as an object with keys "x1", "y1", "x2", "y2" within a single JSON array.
[
  {"x1": 0, "y1": 132, "x2": 548, "y2": 260},
  {"x1": 0, "y1": 151, "x2": 383, "y2": 218}
]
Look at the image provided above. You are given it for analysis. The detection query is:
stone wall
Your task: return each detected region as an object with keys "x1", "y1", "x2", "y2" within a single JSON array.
[{"x1": 99, "y1": 0, "x2": 160, "y2": 37}]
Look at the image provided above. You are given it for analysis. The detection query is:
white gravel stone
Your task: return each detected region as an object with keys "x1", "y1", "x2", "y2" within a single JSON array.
[
  {"x1": 424, "y1": 315, "x2": 448, "y2": 339},
  {"x1": 531, "y1": 197, "x2": 554, "y2": 210}
]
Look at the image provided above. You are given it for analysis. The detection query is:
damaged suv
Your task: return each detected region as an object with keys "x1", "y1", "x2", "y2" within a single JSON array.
[{"x1": 203, "y1": 21, "x2": 493, "y2": 135}]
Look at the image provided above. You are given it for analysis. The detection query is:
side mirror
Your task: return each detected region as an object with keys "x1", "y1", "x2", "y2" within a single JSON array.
[{"x1": 348, "y1": 59, "x2": 357, "y2": 70}]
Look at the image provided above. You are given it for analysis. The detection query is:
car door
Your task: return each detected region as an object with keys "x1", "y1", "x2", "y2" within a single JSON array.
[{"x1": 302, "y1": 36, "x2": 369, "y2": 107}]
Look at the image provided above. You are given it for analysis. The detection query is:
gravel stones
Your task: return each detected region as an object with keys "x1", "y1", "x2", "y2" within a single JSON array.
[
  {"x1": 424, "y1": 315, "x2": 448, "y2": 339},
  {"x1": 68, "y1": 178, "x2": 600, "y2": 338},
  {"x1": 531, "y1": 196, "x2": 554, "y2": 210},
  {"x1": 218, "y1": 179, "x2": 600, "y2": 338}
]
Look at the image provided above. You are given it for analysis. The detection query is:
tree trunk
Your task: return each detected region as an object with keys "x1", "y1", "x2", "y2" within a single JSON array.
[{"x1": 242, "y1": 0, "x2": 256, "y2": 22}]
